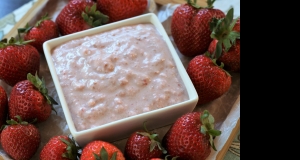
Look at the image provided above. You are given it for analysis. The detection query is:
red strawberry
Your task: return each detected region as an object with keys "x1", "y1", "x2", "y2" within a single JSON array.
[
  {"x1": 162, "y1": 111, "x2": 221, "y2": 160},
  {"x1": 40, "y1": 135, "x2": 80, "y2": 160},
  {"x1": 186, "y1": 54, "x2": 231, "y2": 105},
  {"x1": 0, "y1": 86, "x2": 8, "y2": 143},
  {"x1": 208, "y1": 8, "x2": 240, "y2": 72},
  {"x1": 8, "y1": 72, "x2": 58, "y2": 123},
  {"x1": 96, "y1": 0, "x2": 148, "y2": 23},
  {"x1": 171, "y1": 0, "x2": 225, "y2": 57},
  {"x1": 0, "y1": 86, "x2": 8, "y2": 129},
  {"x1": 0, "y1": 36, "x2": 40, "y2": 87},
  {"x1": 56, "y1": 0, "x2": 109, "y2": 36},
  {"x1": 124, "y1": 122, "x2": 167, "y2": 160},
  {"x1": 0, "y1": 116, "x2": 41, "y2": 160},
  {"x1": 233, "y1": 17, "x2": 240, "y2": 32},
  {"x1": 81, "y1": 140, "x2": 125, "y2": 160},
  {"x1": 20, "y1": 13, "x2": 59, "y2": 53}
]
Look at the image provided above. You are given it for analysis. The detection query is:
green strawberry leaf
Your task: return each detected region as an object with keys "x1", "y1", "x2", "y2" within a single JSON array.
[
  {"x1": 110, "y1": 152, "x2": 117, "y2": 160},
  {"x1": 60, "y1": 136, "x2": 80, "y2": 160},
  {"x1": 215, "y1": 40, "x2": 223, "y2": 59},
  {"x1": 186, "y1": 0, "x2": 200, "y2": 9},
  {"x1": 210, "y1": 7, "x2": 240, "y2": 55},
  {"x1": 35, "y1": 13, "x2": 50, "y2": 27},
  {"x1": 27, "y1": 72, "x2": 58, "y2": 114},
  {"x1": 210, "y1": 136, "x2": 217, "y2": 151},
  {"x1": 186, "y1": 0, "x2": 216, "y2": 9},
  {"x1": 137, "y1": 121, "x2": 167, "y2": 154},
  {"x1": 207, "y1": 129, "x2": 222, "y2": 136},
  {"x1": 200, "y1": 110, "x2": 222, "y2": 151},
  {"x1": 82, "y1": 4, "x2": 109, "y2": 27},
  {"x1": 93, "y1": 147, "x2": 118, "y2": 160},
  {"x1": 100, "y1": 147, "x2": 108, "y2": 159},
  {"x1": 94, "y1": 152, "x2": 101, "y2": 160},
  {"x1": 206, "y1": 0, "x2": 216, "y2": 8}
]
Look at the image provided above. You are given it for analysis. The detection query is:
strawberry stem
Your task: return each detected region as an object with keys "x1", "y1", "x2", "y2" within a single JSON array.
[
  {"x1": 35, "y1": 13, "x2": 50, "y2": 27},
  {"x1": 1, "y1": 115, "x2": 32, "y2": 131},
  {"x1": 60, "y1": 136, "x2": 81, "y2": 160},
  {"x1": 210, "y1": 8, "x2": 240, "y2": 59},
  {"x1": 0, "y1": 36, "x2": 34, "y2": 48},
  {"x1": 137, "y1": 121, "x2": 167, "y2": 154},
  {"x1": 27, "y1": 72, "x2": 58, "y2": 114},
  {"x1": 200, "y1": 110, "x2": 221, "y2": 151},
  {"x1": 82, "y1": 3, "x2": 109, "y2": 27},
  {"x1": 204, "y1": 52, "x2": 231, "y2": 76},
  {"x1": 93, "y1": 147, "x2": 118, "y2": 160},
  {"x1": 186, "y1": 0, "x2": 200, "y2": 8}
]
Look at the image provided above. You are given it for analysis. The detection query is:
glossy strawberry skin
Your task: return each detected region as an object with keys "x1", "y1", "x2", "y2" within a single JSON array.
[
  {"x1": 40, "y1": 135, "x2": 75, "y2": 160},
  {"x1": 81, "y1": 140, "x2": 125, "y2": 160},
  {"x1": 0, "y1": 123, "x2": 40, "y2": 160},
  {"x1": 23, "y1": 19, "x2": 59, "y2": 53},
  {"x1": 186, "y1": 54, "x2": 231, "y2": 105},
  {"x1": 233, "y1": 18, "x2": 240, "y2": 33},
  {"x1": 125, "y1": 130, "x2": 164, "y2": 160},
  {"x1": 208, "y1": 39, "x2": 240, "y2": 72},
  {"x1": 0, "y1": 86, "x2": 7, "y2": 143},
  {"x1": 96, "y1": 0, "x2": 148, "y2": 23},
  {"x1": 0, "y1": 86, "x2": 8, "y2": 129},
  {"x1": 171, "y1": 4, "x2": 225, "y2": 57},
  {"x1": 8, "y1": 80, "x2": 52, "y2": 123},
  {"x1": 162, "y1": 112, "x2": 210, "y2": 160},
  {"x1": 56, "y1": 0, "x2": 95, "y2": 36},
  {"x1": 0, "y1": 45, "x2": 40, "y2": 86}
]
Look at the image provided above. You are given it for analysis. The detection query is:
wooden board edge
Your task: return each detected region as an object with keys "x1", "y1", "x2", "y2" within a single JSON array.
[
  {"x1": 216, "y1": 117, "x2": 240, "y2": 160},
  {"x1": 4, "y1": 0, "x2": 48, "y2": 39}
]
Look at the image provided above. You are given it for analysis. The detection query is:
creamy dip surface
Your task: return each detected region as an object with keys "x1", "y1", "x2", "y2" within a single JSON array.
[{"x1": 51, "y1": 23, "x2": 189, "y2": 131}]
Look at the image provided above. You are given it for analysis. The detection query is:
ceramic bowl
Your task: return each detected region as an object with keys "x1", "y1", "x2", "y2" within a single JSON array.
[{"x1": 43, "y1": 13, "x2": 198, "y2": 147}]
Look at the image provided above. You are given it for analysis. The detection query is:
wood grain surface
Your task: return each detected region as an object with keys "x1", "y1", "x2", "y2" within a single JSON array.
[{"x1": 3, "y1": 0, "x2": 47, "y2": 39}]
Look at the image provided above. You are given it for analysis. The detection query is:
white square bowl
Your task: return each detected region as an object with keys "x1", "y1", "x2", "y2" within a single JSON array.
[{"x1": 43, "y1": 13, "x2": 198, "y2": 147}]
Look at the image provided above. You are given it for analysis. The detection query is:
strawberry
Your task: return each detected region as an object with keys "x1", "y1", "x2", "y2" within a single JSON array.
[
  {"x1": 96, "y1": 0, "x2": 148, "y2": 23},
  {"x1": 20, "y1": 13, "x2": 59, "y2": 53},
  {"x1": 8, "y1": 72, "x2": 58, "y2": 123},
  {"x1": 124, "y1": 122, "x2": 167, "y2": 160},
  {"x1": 0, "y1": 86, "x2": 8, "y2": 143},
  {"x1": 162, "y1": 111, "x2": 221, "y2": 160},
  {"x1": 171, "y1": 0, "x2": 225, "y2": 57},
  {"x1": 81, "y1": 140, "x2": 125, "y2": 160},
  {"x1": 0, "y1": 36, "x2": 40, "y2": 87},
  {"x1": 0, "y1": 86, "x2": 8, "y2": 129},
  {"x1": 0, "y1": 116, "x2": 41, "y2": 160},
  {"x1": 40, "y1": 135, "x2": 80, "y2": 160},
  {"x1": 56, "y1": 0, "x2": 109, "y2": 36},
  {"x1": 233, "y1": 17, "x2": 240, "y2": 32},
  {"x1": 186, "y1": 53, "x2": 231, "y2": 105},
  {"x1": 208, "y1": 8, "x2": 240, "y2": 72}
]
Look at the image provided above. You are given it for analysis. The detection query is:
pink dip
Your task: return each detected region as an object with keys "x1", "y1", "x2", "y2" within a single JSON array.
[{"x1": 52, "y1": 24, "x2": 189, "y2": 131}]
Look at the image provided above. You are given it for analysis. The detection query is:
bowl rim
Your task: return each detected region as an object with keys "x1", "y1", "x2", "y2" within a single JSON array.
[{"x1": 43, "y1": 13, "x2": 198, "y2": 142}]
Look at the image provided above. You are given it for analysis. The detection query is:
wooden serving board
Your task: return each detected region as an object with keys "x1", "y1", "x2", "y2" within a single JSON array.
[
  {"x1": 2, "y1": 1, "x2": 240, "y2": 160},
  {"x1": 154, "y1": 0, "x2": 208, "y2": 7}
]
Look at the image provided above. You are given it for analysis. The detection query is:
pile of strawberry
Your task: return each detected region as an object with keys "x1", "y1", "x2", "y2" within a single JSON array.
[
  {"x1": 1, "y1": 87, "x2": 221, "y2": 160},
  {"x1": 172, "y1": 0, "x2": 240, "y2": 105},
  {"x1": 0, "y1": 0, "x2": 240, "y2": 159}
]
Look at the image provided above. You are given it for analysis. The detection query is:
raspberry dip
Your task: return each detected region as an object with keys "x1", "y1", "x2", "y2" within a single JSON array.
[{"x1": 51, "y1": 23, "x2": 189, "y2": 131}]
